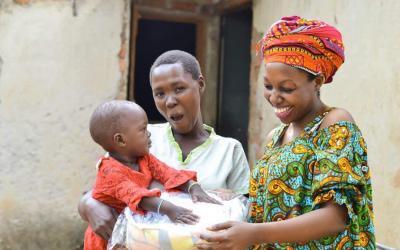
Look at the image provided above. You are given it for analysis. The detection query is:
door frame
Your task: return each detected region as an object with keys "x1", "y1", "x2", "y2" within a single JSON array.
[{"x1": 128, "y1": 5, "x2": 207, "y2": 100}]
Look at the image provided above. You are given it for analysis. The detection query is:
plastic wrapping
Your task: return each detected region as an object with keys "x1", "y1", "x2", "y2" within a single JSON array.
[{"x1": 107, "y1": 192, "x2": 248, "y2": 250}]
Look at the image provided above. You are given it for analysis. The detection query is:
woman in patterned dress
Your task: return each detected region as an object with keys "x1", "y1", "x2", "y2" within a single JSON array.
[{"x1": 197, "y1": 16, "x2": 375, "y2": 250}]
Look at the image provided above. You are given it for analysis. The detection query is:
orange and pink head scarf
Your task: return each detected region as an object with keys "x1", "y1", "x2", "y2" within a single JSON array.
[{"x1": 257, "y1": 16, "x2": 345, "y2": 83}]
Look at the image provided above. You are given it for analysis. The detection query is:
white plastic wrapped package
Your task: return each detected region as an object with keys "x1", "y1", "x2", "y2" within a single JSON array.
[{"x1": 108, "y1": 192, "x2": 248, "y2": 250}]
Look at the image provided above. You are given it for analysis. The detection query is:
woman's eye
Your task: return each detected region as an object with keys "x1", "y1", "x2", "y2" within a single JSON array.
[
  {"x1": 175, "y1": 87, "x2": 185, "y2": 93},
  {"x1": 281, "y1": 88, "x2": 294, "y2": 93},
  {"x1": 154, "y1": 92, "x2": 164, "y2": 98},
  {"x1": 264, "y1": 84, "x2": 273, "y2": 90}
]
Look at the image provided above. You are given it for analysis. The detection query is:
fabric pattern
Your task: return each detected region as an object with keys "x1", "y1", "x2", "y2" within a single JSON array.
[
  {"x1": 257, "y1": 16, "x2": 345, "y2": 83},
  {"x1": 84, "y1": 154, "x2": 196, "y2": 250},
  {"x1": 248, "y1": 111, "x2": 375, "y2": 249}
]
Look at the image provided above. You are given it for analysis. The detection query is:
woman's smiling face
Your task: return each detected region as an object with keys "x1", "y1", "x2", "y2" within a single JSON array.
[{"x1": 263, "y1": 62, "x2": 321, "y2": 124}]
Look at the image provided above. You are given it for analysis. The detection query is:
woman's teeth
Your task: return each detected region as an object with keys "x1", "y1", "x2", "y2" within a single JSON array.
[{"x1": 274, "y1": 107, "x2": 291, "y2": 113}]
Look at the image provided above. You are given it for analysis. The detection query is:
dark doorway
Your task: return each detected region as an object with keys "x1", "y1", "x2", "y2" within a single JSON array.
[
  {"x1": 217, "y1": 9, "x2": 252, "y2": 154},
  {"x1": 132, "y1": 19, "x2": 196, "y2": 122}
]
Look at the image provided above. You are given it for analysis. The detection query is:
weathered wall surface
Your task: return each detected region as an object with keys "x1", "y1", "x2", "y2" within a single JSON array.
[
  {"x1": 0, "y1": 0, "x2": 130, "y2": 249},
  {"x1": 249, "y1": 0, "x2": 400, "y2": 247},
  {"x1": 2, "y1": 0, "x2": 399, "y2": 248}
]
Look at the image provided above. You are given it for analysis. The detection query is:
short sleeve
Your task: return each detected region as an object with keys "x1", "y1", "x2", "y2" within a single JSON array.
[
  {"x1": 146, "y1": 154, "x2": 197, "y2": 190},
  {"x1": 93, "y1": 163, "x2": 161, "y2": 214},
  {"x1": 226, "y1": 141, "x2": 250, "y2": 194},
  {"x1": 311, "y1": 122, "x2": 374, "y2": 243}
]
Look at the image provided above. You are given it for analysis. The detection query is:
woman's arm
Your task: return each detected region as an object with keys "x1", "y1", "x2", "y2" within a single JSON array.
[
  {"x1": 78, "y1": 190, "x2": 118, "y2": 240},
  {"x1": 77, "y1": 190, "x2": 90, "y2": 222},
  {"x1": 197, "y1": 202, "x2": 347, "y2": 249},
  {"x1": 251, "y1": 202, "x2": 347, "y2": 244}
]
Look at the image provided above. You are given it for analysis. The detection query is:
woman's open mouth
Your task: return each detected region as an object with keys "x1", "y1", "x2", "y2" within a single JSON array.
[
  {"x1": 274, "y1": 106, "x2": 293, "y2": 120},
  {"x1": 170, "y1": 114, "x2": 184, "y2": 122}
]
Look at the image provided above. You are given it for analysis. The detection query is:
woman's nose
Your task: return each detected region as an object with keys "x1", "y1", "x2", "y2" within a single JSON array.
[
  {"x1": 268, "y1": 90, "x2": 282, "y2": 106},
  {"x1": 166, "y1": 95, "x2": 178, "y2": 108},
  {"x1": 147, "y1": 130, "x2": 151, "y2": 138}
]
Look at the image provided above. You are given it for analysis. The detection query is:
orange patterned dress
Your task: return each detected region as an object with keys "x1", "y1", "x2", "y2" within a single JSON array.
[{"x1": 84, "y1": 154, "x2": 196, "y2": 250}]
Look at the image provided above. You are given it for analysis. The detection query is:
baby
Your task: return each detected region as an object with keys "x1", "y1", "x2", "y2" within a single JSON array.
[{"x1": 84, "y1": 100, "x2": 219, "y2": 250}]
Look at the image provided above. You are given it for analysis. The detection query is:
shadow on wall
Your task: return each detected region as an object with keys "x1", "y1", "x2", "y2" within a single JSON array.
[
  {"x1": 0, "y1": 216, "x2": 85, "y2": 250},
  {"x1": 377, "y1": 243, "x2": 399, "y2": 250},
  {"x1": 0, "y1": 56, "x2": 3, "y2": 79}
]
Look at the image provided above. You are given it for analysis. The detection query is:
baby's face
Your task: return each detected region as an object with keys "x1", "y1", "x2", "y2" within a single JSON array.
[{"x1": 123, "y1": 109, "x2": 151, "y2": 157}]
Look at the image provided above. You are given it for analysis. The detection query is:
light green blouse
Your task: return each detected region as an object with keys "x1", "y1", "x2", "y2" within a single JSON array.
[{"x1": 148, "y1": 123, "x2": 250, "y2": 194}]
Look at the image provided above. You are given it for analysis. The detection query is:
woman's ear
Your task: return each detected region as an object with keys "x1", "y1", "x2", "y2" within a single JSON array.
[
  {"x1": 113, "y1": 133, "x2": 126, "y2": 147},
  {"x1": 198, "y1": 75, "x2": 206, "y2": 94},
  {"x1": 314, "y1": 74, "x2": 325, "y2": 92}
]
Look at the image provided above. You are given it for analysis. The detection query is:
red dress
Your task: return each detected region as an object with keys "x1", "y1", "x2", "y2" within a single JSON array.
[{"x1": 84, "y1": 154, "x2": 197, "y2": 250}]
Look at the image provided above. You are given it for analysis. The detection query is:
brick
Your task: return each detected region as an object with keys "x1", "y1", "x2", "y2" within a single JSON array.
[
  {"x1": 215, "y1": 0, "x2": 251, "y2": 12},
  {"x1": 14, "y1": 0, "x2": 30, "y2": 5},
  {"x1": 139, "y1": 0, "x2": 167, "y2": 9},
  {"x1": 169, "y1": 1, "x2": 199, "y2": 12},
  {"x1": 200, "y1": 4, "x2": 217, "y2": 15}
]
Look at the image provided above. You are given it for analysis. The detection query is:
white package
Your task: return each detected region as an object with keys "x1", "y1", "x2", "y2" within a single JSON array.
[{"x1": 108, "y1": 192, "x2": 248, "y2": 250}]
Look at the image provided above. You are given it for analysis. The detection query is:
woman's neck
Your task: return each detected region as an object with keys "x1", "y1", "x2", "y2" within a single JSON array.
[
  {"x1": 172, "y1": 117, "x2": 208, "y2": 141},
  {"x1": 291, "y1": 100, "x2": 327, "y2": 131},
  {"x1": 171, "y1": 117, "x2": 210, "y2": 160}
]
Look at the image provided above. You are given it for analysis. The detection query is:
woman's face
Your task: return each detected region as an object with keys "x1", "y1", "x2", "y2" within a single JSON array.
[
  {"x1": 263, "y1": 62, "x2": 321, "y2": 124},
  {"x1": 150, "y1": 63, "x2": 204, "y2": 134}
]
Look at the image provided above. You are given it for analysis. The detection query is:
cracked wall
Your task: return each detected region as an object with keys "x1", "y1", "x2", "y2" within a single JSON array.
[{"x1": 0, "y1": 0, "x2": 130, "y2": 249}]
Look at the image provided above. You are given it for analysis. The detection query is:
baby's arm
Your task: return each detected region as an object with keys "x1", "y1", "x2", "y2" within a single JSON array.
[
  {"x1": 94, "y1": 164, "x2": 199, "y2": 224},
  {"x1": 139, "y1": 197, "x2": 199, "y2": 224},
  {"x1": 147, "y1": 155, "x2": 221, "y2": 204},
  {"x1": 93, "y1": 164, "x2": 159, "y2": 214}
]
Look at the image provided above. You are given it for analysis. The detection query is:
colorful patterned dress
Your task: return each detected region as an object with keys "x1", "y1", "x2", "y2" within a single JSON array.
[{"x1": 248, "y1": 110, "x2": 375, "y2": 249}]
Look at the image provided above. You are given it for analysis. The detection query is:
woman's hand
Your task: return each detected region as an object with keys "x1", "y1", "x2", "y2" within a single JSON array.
[
  {"x1": 196, "y1": 202, "x2": 348, "y2": 249},
  {"x1": 190, "y1": 184, "x2": 222, "y2": 204},
  {"x1": 164, "y1": 203, "x2": 200, "y2": 225},
  {"x1": 209, "y1": 188, "x2": 239, "y2": 201},
  {"x1": 196, "y1": 221, "x2": 256, "y2": 250},
  {"x1": 78, "y1": 191, "x2": 118, "y2": 240}
]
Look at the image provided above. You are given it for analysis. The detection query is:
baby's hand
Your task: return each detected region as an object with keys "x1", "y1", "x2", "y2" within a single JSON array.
[
  {"x1": 189, "y1": 184, "x2": 222, "y2": 204},
  {"x1": 165, "y1": 204, "x2": 199, "y2": 225}
]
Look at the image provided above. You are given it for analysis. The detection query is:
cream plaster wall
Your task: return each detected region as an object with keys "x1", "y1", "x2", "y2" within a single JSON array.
[
  {"x1": 0, "y1": 0, "x2": 130, "y2": 248},
  {"x1": 249, "y1": 0, "x2": 400, "y2": 247},
  {"x1": 2, "y1": 0, "x2": 399, "y2": 248}
]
